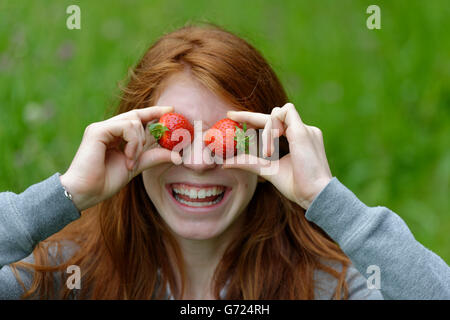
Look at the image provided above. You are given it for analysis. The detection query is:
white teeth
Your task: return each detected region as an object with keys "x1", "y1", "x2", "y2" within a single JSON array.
[
  {"x1": 172, "y1": 185, "x2": 225, "y2": 200},
  {"x1": 172, "y1": 184, "x2": 226, "y2": 207},
  {"x1": 174, "y1": 194, "x2": 222, "y2": 207}
]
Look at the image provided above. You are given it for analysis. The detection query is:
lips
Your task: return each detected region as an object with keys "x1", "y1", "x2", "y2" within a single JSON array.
[{"x1": 169, "y1": 183, "x2": 228, "y2": 208}]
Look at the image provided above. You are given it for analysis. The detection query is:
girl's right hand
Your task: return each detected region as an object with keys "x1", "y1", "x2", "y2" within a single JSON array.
[{"x1": 59, "y1": 106, "x2": 182, "y2": 211}]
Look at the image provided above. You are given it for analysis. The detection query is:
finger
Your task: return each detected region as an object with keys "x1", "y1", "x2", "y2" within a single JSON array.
[
  {"x1": 305, "y1": 125, "x2": 327, "y2": 159},
  {"x1": 262, "y1": 118, "x2": 272, "y2": 158},
  {"x1": 124, "y1": 120, "x2": 145, "y2": 156},
  {"x1": 143, "y1": 121, "x2": 158, "y2": 149},
  {"x1": 262, "y1": 107, "x2": 285, "y2": 157},
  {"x1": 130, "y1": 124, "x2": 146, "y2": 169},
  {"x1": 222, "y1": 153, "x2": 273, "y2": 180},
  {"x1": 279, "y1": 103, "x2": 309, "y2": 151},
  {"x1": 305, "y1": 125, "x2": 323, "y2": 139},
  {"x1": 136, "y1": 119, "x2": 147, "y2": 149},
  {"x1": 88, "y1": 120, "x2": 137, "y2": 149},
  {"x1": 108, "y1": 106, "x2": 174, "y2": 124},
  {"x1": 270, "y1": 107, "x2": 286, "y2": 136},
  {"x1": 282, "y1": 103, "x2": 304, "y2": 130},
  {"x1": 90, "y1": 120, "x2": 142, "y2": 171},
  {"x1": 105, "y1": 115, "x2": 148, "y2": 155},
  {"x1": 227, "y1": 111, "x2": 269, "y2": 128},
  {"x1": 136, "y1": 147, "x2": 182, "y2": 173}
]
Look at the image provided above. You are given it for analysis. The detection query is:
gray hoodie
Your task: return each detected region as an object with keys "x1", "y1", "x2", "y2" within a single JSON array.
[{"x1": 0, "y1": 173, "x2": 448, "y2": 299}]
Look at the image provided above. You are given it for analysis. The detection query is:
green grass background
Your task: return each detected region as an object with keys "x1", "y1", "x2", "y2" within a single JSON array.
[{"x1": 1, "y1": 1, "x2": 449, "y2": 262}]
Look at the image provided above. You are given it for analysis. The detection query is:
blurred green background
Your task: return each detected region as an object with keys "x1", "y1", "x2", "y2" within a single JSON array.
[{"x1": 0, "y1": 1, "x2": 449, "y2": 262}]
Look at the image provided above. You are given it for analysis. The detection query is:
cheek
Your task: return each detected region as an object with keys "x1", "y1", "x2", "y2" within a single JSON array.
[
  {"x1": 237, "y1": 172, "x2": 258, "y2": 202},
  {"x1": 141, "y1": 165, "x2": 169, "y2": 200}
]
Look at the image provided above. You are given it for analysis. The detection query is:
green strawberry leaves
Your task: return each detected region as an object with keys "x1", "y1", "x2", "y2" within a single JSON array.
[
  {"x1": 149, "y1": 123, "x2": 169, "y2": 140},
  {"x1": 234, "y1": 122, "x2": 252, "y2": 154}
]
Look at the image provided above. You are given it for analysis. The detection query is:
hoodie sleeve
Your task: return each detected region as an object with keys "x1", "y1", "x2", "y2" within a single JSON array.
[
  {"x1": 0, "y1": 173, "x2": 81, "y2": 269},
  {"x1": 305, "y1": 177, "x2": 450, "y2": 300}
]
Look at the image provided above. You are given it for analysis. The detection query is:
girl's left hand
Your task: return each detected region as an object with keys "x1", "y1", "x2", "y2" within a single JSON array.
[{"x1": 224, "y1": 103, "x2": 332, "y2": 210}]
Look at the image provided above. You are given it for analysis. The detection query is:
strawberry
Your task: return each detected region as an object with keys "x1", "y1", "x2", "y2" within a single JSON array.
[
  {"x1": 204, "y1": 118, "x2": 250, "y2": 159},
  {"x1": 149, "y1": 112, "x2": 194, "y2": 150}
]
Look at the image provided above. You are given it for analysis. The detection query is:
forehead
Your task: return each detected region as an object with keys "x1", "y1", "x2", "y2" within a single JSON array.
[{"x1": 155, "y1": 72, "x2": 238, "y2": 128}]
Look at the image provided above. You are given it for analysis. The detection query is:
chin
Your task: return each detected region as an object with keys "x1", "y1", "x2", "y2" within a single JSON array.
[
  {"x1": 172, "y1": 223, "x2": 224, "y2": 240},
  {"x1": 165, "y1": 211, "x2": 238, "y2": 241}
]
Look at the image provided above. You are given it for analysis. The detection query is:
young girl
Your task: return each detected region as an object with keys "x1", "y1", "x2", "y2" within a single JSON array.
[{"x1": 0, "y1": 24, "x2": 448, "y2": 300}]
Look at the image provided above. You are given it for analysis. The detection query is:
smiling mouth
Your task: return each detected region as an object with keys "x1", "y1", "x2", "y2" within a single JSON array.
[{"x1": 170, "y1": 183, "x2": 227, "y2": 208}]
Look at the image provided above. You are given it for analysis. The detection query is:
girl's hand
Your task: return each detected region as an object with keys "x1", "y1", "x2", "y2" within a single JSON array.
[
  {"x1": 224, "y1": 103, "x2": 332, "y2": 210},
  {"x1": 59, "y1": 106, "x2": 182, "y2": 211}
]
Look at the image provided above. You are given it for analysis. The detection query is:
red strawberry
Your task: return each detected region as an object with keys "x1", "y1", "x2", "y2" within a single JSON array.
[
  {"x1": 204, "y1": 118, "x2": 250, "y2": 159},
  {"x1": 149, "y1": 112, "x2": 194, "y2": 150}
]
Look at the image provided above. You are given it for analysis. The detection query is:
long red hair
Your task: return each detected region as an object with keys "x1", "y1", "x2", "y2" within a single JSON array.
[{"x1": 12, "y1": 22, "x2": 349, "y2": 299}]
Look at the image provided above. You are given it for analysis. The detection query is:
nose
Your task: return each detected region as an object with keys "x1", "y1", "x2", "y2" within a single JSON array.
[{"x1": 181, "y1": 132, "x2": 217, "y2": 173}]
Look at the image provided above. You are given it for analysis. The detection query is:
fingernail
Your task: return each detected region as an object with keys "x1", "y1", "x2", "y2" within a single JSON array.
[{"x1": 173, "y1": 157, "x2": 182, "y2": 165}]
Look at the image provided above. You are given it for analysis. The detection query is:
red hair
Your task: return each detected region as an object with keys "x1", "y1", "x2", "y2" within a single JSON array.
[{"x1": 12, "y1": 22, "x2": 349, "y2": 299}]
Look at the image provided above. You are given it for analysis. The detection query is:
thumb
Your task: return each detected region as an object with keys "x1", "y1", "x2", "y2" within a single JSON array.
[
  {"x1": 135, "y1": 148, "x2": 182, "y2": 173},
  {"x1": 222, "y1": 154, "x2": 277, "y2": 180}
]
